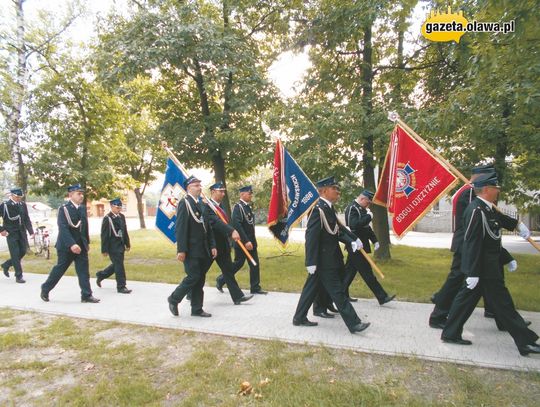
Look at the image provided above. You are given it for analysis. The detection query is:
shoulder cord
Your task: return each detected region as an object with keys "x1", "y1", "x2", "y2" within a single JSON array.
[
  {"x1": 185, "y1": 199, "x2": 206, "y2": 233},
  {"x1": 318, "y1": 207, "x2": 339, "y2": 235},
  {"x1": 480, "y1": 210, "x2": 502, "y2": 240},
  {"x1": 346, "y1": 205, "x2": 362, "y2": 228},
  {"x1": 3, "y1": 203, "x2": 21, "y2": 224},
  {"x1": 63, "y1": 206, "x2": 81, "y2": 229},
  {"x1": 107, "y1": 216, "x2": 122, "y2": 238},
  {"x1": 238, "y1": 203, "x2": 254, "y2": 225}
]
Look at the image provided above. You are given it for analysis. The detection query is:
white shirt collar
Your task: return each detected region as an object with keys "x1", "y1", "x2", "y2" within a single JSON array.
[
  {"x1": 477, "y1": 196, "x2": 493, "y2": 210},
  {"x1": 188, "y1": 193, "x2": 200, "y2": 202},
  {"x1": 240, "y1": 199, "x2": 249, "y2": 205},
  {"x1": 69, "y1": 200, "x2": 79, "y2": 209},
  {"x1": 319, "y1": 196, "x2": 332, "y2": 208},
  {"x1": 10, "y1": 198, "x2": 19, "y2": 204},
  {"x1": 210, "y1": 198, "x2": 220, "y2": 206}
]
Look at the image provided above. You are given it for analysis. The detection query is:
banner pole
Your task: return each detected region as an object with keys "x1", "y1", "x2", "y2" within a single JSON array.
[
  {"x1": 161, "y1": 142, "x2": 258, "y2": 266},
  {"x1": 387, "y1": 113, "x2": 540, "y2": 253}
]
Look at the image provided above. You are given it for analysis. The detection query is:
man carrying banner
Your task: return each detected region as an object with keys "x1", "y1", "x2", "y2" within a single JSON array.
[
  {"x1": 41, "y1": 184, "x2": 99, "y2": 303},
  {"x1": 167, "y1": 176, "x2": 216, "y2": 318},
  {"x1": 1, "y1": 188, "x2": 34, "y2": 283},
  {"x1": 429, "y1": 165, "x2": 523, "y2": 329},
  {"x1": 208, "y1": 182, "x2": 253, "y2": 305},
  {"x1": 96, "y1": 198, "x2": 132, "y2": 294},
  {"x1": 293, "y1": 176, "x2": 370, "y2": 334},
  {"x1": 441, "y1": 173, "x2": 540, "y2": 356},
  {"x1": 227, "y1": 186, "x2": 267, "y2": 295},
  {"x1": 344, "y1": 189, "x2": 395, "y2": 305}
]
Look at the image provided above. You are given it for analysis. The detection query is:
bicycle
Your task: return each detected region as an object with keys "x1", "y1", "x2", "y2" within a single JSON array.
[{"x1": 33, "y1": 220, "x2": 51, "y2": 260}]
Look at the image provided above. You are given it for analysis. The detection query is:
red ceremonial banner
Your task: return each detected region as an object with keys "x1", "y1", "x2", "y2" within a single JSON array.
[
  {"x1": 267, "y1": 139, "x2": 287, "y2": 226},
  {"x1": 374, "y1": 125, "x2": 459, "y2": 238}
]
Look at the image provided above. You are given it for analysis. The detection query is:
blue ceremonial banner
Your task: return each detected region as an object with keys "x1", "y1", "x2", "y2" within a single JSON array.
[
  {"x1": 268, "y1": 141, "x2": 319, "y2": 245},
  {"x1": 155, "y1": 158, "x2": 188, "y2": 243}
]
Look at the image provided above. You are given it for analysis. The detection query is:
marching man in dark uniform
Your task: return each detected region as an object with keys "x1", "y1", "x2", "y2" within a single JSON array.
[
  {"x1": 0, "y1": 188, "x2": 34, "y2": 283},
  {"x1": 225, "y1": 185, "x2": 267, "y2": 295},
  {"x1": 293, "y1": 176, "x2": 370, "y2": 333},
  {"x1": 41, "y1": 184, "x2": 99, "y2": 303},
  {"x1": 168, "y1": 176, "x2": 217, "y2": 318},
  {"x1": 429, "y1": 165, "x2": 518, "y2": 329},
  {"x1": 96, "y1": 198, "x2": 132, "y2": 294},
  {"x1": 206, "y1": 182, "x2": 253, "y2": 305},
  {"x1": 441, "y1": 173, "x2": 540, "y2": 356},
  {"x1": 344, "y1": 189, "x2": 395, "y2": 305}
]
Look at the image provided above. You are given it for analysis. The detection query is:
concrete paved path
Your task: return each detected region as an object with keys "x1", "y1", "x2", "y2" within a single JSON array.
[{"x1": 1, "y1": 273, "x2": 539, "y2": 372}]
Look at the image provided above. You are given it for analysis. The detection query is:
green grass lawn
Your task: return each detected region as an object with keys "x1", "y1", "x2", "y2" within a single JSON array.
[
  {"x1": 16, "y1": 228, "x2": 540, "y2": 311},
  {"x1": 1, "y1": 309, "x2": 539, "y2": 406}
]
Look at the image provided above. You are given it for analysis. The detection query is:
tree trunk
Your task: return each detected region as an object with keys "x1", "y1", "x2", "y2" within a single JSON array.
[
  {"x1": 361, "y1": 22, "x2": 391, "y2": 260},
  {"x1": 8, "y1": 0, "x2": 28, "y2": 192},
  {"x1": 494, "y1": 100, "x2": 510, "y2": 185},
  {"x1": 134, "y1": 187, "x2": 146, "y2": 229}
]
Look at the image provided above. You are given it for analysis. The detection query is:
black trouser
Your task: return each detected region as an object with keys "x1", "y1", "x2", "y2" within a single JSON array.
[
  {"x1": 430, "y1": 252, "x2": 464, "y2": 324},
  {"x1": 313, "y1": 265, "x2": 345, "y2": 314},
  {"x1": 170, "y1": 256, "x2": 212, "y2": 314},
  {"x1": 430, "y1": 251, "x2": 500, "y2": 324},
  {"x1": 231, "y1": 244, "x2": 261, "y2": 293},
  {"x1": 42, "y1": 248, "x2": 92, "y2": 299},
  {"x1": 97, "y1": 251, "x2": 127, "y2": 289},
  {"x1": 2, "y1": 231, "x2": 27, "y2": 278},
  {"x1": 442, "y1": 278, "x2": 538, "y2": 349},
  {"x1": 294, "y1": 266, "x2": 362, "y2": 332},
  {"x1": 344, "y1": 251, "x2": 387, "y2": 303},
  {"x1": 214, "y1": 250, "x2": 245, "y2": 302}
]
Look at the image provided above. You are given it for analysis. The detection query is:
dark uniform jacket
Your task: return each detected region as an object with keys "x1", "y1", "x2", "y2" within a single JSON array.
[
  {"x1": 232, "y1": 200, "x2": 256, "y2": 248},
  {"x1": 101, "y1": 212, "x2": 130, "y2": 254},
  {"x1": 344, "y1": 200, "x2": 377, "y2": 254},
  {"x1": 176, "y1": 195, "x2": 215, "y2": 259},
  {"x1": 56, "y1": 201, "x2": 89, "y2": 251},
  {"x1": 0, "y1": 199, "x2": 33, "y2": 239},
  {"x1": 305, "y1": 199, "x2": 357, "y2": 269},
  {"x1": 451, "y1": 186, "x2": 475, "y2": 253},
  {"x1": 204, "y1": 200, "x2": 234, "y2": 256},
  {"x1": 461, "y1": 197, "x2": 518, "y2": 279}
]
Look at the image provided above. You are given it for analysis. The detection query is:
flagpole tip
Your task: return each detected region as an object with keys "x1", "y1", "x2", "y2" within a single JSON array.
[
  {"x1": 387, "y1": 111, "x2": 400, "y2": 122},
  {"x1": 161, "y1": 141, "x2": 168, "y2": 149}
]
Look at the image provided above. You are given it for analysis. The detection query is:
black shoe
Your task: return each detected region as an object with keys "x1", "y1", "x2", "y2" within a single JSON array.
[
  {"x1": 526, "y1": 320, "x2": 532, "y2": 326},
  {"x1": 442, "y1": 337, "x2": 472, "y2": 345},
  {"x1": 429, "y1": 321, "x2": 446, "y2": 329},
  {"x1": 379, "y1": 294, "x2": 396, "y2": 305},
  {"x1": 2, "y1": 265, "x2": 9, "y2": 278},
  {"x1": 251, "y1": 289, "x2": 268, "y2": 295},
  {"x1": 216, "y1": 277, "x2": 224, "y2": 293},
  {"x1": 81, "y1": 296, "x2": 100, "y2": 303},
  {"x1": 186, "y1": 293, "x2": 192, "y2": 301},
  {"x1": 191, "y1": 310, "x2": 212, "y2": 317},
  {"x1": 117, "y1": 287, "x2": 132, "y2": 294},
  {"x1": 327, "y1": 304, "x2": 338, "y2": 313},
  {"x1": 313, "y1": 311, "x2": 335, "y2": 319},
  {"x1": 293, "y1": 318, "x2": 318, "y2": 327},
  {"x1": 518, "y1": 343, "x2": 540, "y2": 356},
  {"x1": 234, "y1": 294, "x2": 254, "y2": 305},
  {"x1": 96, "y1": 273, "x2": 103, "y2": 288},
  {"x1": 40, "y1": 291, "x2": 49, "y2": 302},
  {"x1": 167, "y1": 296, "x2": 179, "y2": 316},
  {"x1": 348, "y1": 297, "x2": 358, "y2": 302},
  {"x1": 484, "y1": 311, "x2": 495, "y2": 318},
  {"x1": 15, "y1": 277, "x2": 26, "y2": 284},
  {"x1": 350, "y1": 322, "x2": 370, "y2": 333}
]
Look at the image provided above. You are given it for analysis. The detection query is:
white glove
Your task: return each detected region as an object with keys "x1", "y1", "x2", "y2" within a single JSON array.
[
  {"x1": 306, "y1": 266, "x2": 316, "y2": 275},
  {"x1": 466, "y1": 277, "x2": 479, "y2": 290},
  {"x1": 351, "y1": 238, "x2": 363, "y2": 252},
  {"x1": 374, "y1": 242, "x2": 380, "y2": 251},
  {"x1": 365, "y1": 209, "x2": 373, "y2": 220},
  {"x1": 517, "y1": 222, "x2": 531, "y2": 240},
  {"x1": 507, "y1": 260, "x2": 518, "y2": 272}
]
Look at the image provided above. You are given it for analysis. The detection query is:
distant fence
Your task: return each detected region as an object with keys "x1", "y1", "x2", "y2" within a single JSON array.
[{"x1": 414, "y1": 209, "x2": 520, "y2": 234}]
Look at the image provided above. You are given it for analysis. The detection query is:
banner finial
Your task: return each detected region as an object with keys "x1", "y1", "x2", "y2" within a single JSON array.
[{"x1": 387, "y1": 111, "x2": 400, "y2": 122}]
